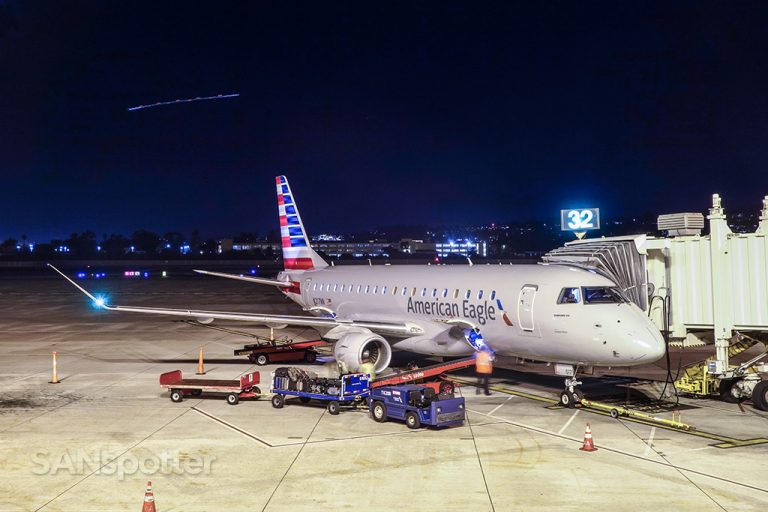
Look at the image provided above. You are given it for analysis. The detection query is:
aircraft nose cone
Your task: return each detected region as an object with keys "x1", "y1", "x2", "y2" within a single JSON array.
[{"x1": 629, "y1": 326, "x2": 666, "y2": 363}]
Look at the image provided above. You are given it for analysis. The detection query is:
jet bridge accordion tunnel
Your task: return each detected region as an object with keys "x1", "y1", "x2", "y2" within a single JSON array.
[{"x1": 543, "y1": 194, "x2": 768, "y2": 407}]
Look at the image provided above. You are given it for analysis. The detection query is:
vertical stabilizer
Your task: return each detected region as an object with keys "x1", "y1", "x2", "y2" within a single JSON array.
[{"x1": 276, "y1": 175, "x2": 328, "y2": 270}]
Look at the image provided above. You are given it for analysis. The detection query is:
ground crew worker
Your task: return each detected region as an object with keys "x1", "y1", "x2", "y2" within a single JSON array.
[
  {"x1": 475, "y1": 348, "x2": 493, "y2": 395},
  {"x1": 359, "y1": 357, "x2": 375, "y2": 381}
]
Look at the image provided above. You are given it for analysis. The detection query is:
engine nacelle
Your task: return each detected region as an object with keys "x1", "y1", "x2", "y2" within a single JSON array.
[{"x1": 333, "y1": 332, "x2": 391, "y2": 373}]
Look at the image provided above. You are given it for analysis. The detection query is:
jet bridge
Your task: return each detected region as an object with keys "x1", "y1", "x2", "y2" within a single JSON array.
[{"x1": 543, "y1": 194, "x2": 768, "y2": 408}]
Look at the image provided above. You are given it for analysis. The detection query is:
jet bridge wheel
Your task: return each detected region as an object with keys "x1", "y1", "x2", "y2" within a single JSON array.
[
  {"x1": 752, "y1": 381, "x2": 768, "y2": 411},
  {"x1": 718, "y1": 378, "x2": 740, "y2": 403}
]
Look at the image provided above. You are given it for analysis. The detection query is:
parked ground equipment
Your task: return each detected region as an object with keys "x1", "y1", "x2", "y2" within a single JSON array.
[
  {"x1": 371, "y1": 356, "x2": 475, "y2": 395},
  {"x1": 270, "y1": 367, "x2": 370, "y2": 415},
  {"x1": 369, "y1": 384, "x2": 466, "y2": 429},
  {"x1": 159, "y1": 370, "x2": 261, "y2": 405},
  {"x1": 234, "y1": 339, "x2": 327, "y2": 365}
]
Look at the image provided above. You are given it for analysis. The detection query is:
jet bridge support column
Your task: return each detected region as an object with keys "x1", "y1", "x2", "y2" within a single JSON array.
[{"x1": 708, "y1": 194, "x2": 733, "y2": 375}]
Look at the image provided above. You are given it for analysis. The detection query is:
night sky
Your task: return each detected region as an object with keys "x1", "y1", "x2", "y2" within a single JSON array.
[{"x1": 2, "y1": 2, "x2": 768, "y2": 241}]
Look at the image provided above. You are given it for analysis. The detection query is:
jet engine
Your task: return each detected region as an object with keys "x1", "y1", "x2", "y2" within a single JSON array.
[{"x1": 333, "y1": 332, "x2": 392, "y2": 373}]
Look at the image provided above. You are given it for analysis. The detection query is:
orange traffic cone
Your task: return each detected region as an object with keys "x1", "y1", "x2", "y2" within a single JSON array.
[
  {"x1": 141, "y1": 481, "x2": 156, "y2": 512},
  {"x1": 196, "y1": 346, "x2": 206, "y2": 375},
  {"x1": 579, "y1": 423, "x2": 597, "y2": 452}
]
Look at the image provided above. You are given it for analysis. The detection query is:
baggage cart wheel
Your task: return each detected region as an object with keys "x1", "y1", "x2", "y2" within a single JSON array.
[
  {"x1": 253, "y1": 386, "x2": 261, "y2": 398},
  {"x1": 271, "y1": 394, "x2": 284, "y2": 409},
  {"x1": 191, "y1": 389, "x2": 203, "y2": 397},
  {"x1": 256, "y1": 354, "x2": 269, "y2": 366},
  {"x1": 371, "y1": 401, "x2": 387, "y2": 423},
  {"x1": 327, "y1": 400, "x2": 340, "y2": 415},
  {"x1": 304, "y1": 351, "x2": 317, "y2": 363},
  {"x1": 405, "y1": 412, "x2": 421, "y2": 429},
  {"x1": 170, "y1": 390, "x2": 183, "y2": 403},
  {"x1": 299, "y1": 396, "x2": 311, "y2": 403},
  {"x1": 227, "y1": 393, "x2": 240, "y2": 405}
]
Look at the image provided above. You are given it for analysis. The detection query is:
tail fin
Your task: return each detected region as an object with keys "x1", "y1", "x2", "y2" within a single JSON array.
[{"x1": 276, "y1": 175, "x2": 328, "y2": 271}]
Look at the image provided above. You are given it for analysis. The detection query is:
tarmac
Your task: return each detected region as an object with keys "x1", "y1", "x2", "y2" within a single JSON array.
[{"x1": 1, "y1": 274, "x2": 767, "y2": 511}]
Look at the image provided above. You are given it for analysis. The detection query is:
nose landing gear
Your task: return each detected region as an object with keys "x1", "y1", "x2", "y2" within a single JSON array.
[{"x1": 559, "y1": 376, "x2": 584, "y2": 408}]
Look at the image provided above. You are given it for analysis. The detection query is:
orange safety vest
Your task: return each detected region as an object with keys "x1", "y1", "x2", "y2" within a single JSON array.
[{"x1": 475, "y1": 351, "x2": 493, "y2": 374}]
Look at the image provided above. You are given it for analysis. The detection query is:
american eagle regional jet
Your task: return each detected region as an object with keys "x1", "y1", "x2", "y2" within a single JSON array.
[{"x1": 51, "y1": 175, "x2": 665, "y2": 406}]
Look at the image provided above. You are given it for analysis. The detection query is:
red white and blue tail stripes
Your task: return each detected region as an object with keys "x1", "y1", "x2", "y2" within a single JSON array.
[{"x1": 276, "y1": 175, "x2": 327, "y2": 271}]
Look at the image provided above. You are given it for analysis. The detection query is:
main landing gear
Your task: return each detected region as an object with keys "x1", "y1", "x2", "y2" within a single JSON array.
[{"x1": 559, "y1": 375, "x2": 584, "y2": 408}]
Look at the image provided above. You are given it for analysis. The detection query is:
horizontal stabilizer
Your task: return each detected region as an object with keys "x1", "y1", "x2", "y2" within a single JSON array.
[{"x1": 193, "y1": 269, "x2": 291, "y2": 287}]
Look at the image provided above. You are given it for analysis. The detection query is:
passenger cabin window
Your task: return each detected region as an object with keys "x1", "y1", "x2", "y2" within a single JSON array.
[
  {"x1": 431, "y1": 289, "x2": 437, "y2": 297},
  {"x1": 442, "y1": 289, "x2": 448, "y2": 298},
  {"x1": 411, "y1": 287, "x2": 417, "y2": 297},
  {"x1": 453, "y1": 289, "x2": 459, "y2": 299},
  {"x1": 356, "y1": 285, "x2": 362, "y2": 293},
  {"x1": 477, "y1": 290, "x2": 483, "y2": 300},
  {"x1": 365, "y1": 285, "x2": 370, "y2": 294},
  {"x1": 465, "y1": 290, "x2": 471, "y2": 300},
  {"x1": 583, "y1": 287, "x2": 626, "y2": 304},
  {"x1": 490, "y1": 290, "x2": 496, "y2": 300},
  {"x1": 382, "y1": 286, "x2": 387, "y2": 294},
  {"x1": 402, "y1": 287, "x2": 407, "y2": 296},
  {"x1": 333, "y1": 284, "x2": 338, "y2": 292},
  {"x1": 312, "y1": 283, "x2": 317, "y2": 291},
  {"x1": 557, "y1": 287, "x2": 581, "y2": 304},
  {"x1": 373, "y1": 286, "x2": 378, "y2": 294},
  {"x1": 421, "y1": 288, "x2": 427, "y2": 297},
  {"x1": 392, "y1": 286, "x2": 398, "y2": 295}
]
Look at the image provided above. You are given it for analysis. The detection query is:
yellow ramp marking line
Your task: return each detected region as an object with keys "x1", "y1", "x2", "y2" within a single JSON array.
[{"x1": 453, "y1": 377, "x2": 768, "y2": 449}]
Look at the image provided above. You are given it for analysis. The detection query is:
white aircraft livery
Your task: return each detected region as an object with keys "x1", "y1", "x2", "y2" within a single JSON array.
[{"x1": 51, "y1": 175, "x2": 666, "y2": 405}]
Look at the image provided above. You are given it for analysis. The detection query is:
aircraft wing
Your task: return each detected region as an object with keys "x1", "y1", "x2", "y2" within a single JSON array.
[
  {"x1": 193, "y1": 269, "x2": 292, "y2": 287},
  {"x1": 48, "y1": 264, "x2": 423, "y2": 336}
]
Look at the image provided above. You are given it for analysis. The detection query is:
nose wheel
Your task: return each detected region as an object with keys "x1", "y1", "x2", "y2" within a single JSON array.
[{"x1": 559, "y1": 377, "x2": 584, "y2": 408}]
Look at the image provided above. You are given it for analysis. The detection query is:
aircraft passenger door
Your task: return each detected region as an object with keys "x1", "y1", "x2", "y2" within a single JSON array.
[
  {"x1": 518, "y1": 285, "x2": 538, "y2": 333},
  {"x1": 302, "y1": 278, "x2": 313, "y2": 306}
]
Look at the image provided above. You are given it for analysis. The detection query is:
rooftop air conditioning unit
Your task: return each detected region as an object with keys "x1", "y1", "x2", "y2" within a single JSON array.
[{"x1": 657, "y1": 213, "x2": 705, "y2": 236}]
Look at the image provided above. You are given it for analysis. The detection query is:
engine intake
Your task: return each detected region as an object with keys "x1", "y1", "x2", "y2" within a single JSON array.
[{"x1": 333, "y1": 332, "x2": 391, "y2": 373}]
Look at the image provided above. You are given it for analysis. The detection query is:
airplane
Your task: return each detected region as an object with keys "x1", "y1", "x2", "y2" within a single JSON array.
[{"x1": 50, "y1": 175, "x2": 666, "y2": 407}]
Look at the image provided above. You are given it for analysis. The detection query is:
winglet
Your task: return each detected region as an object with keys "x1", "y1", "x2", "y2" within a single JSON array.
[{"x1": 47, "y1": 264, "x2": 107, "y2": 308}]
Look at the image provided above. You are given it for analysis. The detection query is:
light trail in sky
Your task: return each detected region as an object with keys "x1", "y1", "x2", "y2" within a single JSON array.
[{"x1": 127, "y1": 93, "x2": 240, "y2": 111}]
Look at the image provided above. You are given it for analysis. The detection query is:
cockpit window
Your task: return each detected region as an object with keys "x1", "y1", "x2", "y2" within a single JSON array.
[
  {"x1": 582, "y1": 286, "x2": 627, "y2": 304},
  {"x1": 557, "y1": 287, "x2": 581, "y2": 304}
]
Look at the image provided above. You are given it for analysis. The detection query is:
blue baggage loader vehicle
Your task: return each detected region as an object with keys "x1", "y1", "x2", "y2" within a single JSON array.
[
  {"x1": 271, "y1": 370, "x2": 370, "y2": 415},
  {"x1": 369, "y1": 384, "x2": 465, "y2": 429}
]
